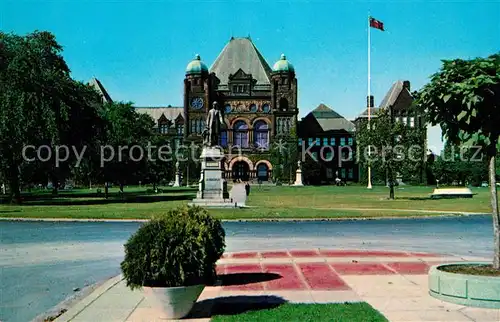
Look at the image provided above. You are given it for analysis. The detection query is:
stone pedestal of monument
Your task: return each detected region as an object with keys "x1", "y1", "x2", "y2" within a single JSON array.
[
  {"x1": 173, "y1": 173, "x2": 181, "y2": 187},
  {"x1": 190, "y1": 147, "x2": 235, "y2": 208},
  {"x1": 172, "y1": 161, "x2": 181, "y2": 187},
  {"x1": 293, "y1": 162, "x2": 304, "y2": 186}
]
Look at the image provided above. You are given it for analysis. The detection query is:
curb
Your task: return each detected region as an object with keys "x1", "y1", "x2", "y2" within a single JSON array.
[{"x1": 0, "y1": 213, "x2": 489, "y2": 223}]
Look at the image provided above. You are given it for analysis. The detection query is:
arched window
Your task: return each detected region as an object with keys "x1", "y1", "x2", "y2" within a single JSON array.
[
  {"x1": 233, "y1": 121, "x2": 248, "y2": 148},
  {"x1": 279, "y1": 97, "x2": 288, "y2": 111},
  {"x1": 257, "y1": 163, "x2": 269, "y2": 181},
  {"x1": 254, "y1": 121, "x2": 269, "y2": 149}
]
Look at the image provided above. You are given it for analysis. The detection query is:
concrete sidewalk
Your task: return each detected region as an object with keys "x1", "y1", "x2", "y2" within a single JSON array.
[
  {"x1": 229, "y1": 183, "x2": 247, "y2": 206},
  {"x1": 55, "y1": 249, "x2": 500, "y2": 322}
]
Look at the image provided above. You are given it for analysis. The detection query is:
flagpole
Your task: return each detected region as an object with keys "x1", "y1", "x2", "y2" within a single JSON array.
[{"x1": 367, "y1": 14, "x2": 373, "y2": 189}]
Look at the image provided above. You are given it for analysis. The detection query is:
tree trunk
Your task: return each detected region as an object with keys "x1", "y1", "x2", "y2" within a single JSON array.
[
  {"x1": 389, "y1": 167, "x2": 395, "y2": 200},
  {"x1": 8, "y1": 166, "x2": 21, "y2": 204},
  {"x1": 51, "y1": 174, "x2": 58, "y2": 195},
  {"x1": 489, "y1": 154, "x2": 500, "y2": 269}
]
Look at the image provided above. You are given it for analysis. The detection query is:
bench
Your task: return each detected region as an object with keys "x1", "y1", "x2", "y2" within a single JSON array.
[{"x1": 430, "y1": 188, "x2": 473, "y2": 199}]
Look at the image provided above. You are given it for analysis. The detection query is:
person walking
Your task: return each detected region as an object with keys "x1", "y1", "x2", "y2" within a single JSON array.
[{"x1": 245, "y1": 182, "x2": 250, "y2": 197}]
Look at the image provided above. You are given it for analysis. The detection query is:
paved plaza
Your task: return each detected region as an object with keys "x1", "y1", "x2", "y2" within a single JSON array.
[{"x1": 55, "y1": 249, "x2": 500, "y2": 322}]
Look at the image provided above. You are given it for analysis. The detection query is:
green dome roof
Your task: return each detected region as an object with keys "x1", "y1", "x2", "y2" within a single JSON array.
[
  {"x1": 186, "y1": 54, "x2": 208, "y2": 75},
  {"x1": 272, "y1": 54, "x2": 294, "y2": 73}
]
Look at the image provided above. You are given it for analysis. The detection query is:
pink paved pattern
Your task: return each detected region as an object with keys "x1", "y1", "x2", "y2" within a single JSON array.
[
  {"x1": 263, "y1": 264, "x2": 305, "y2": 290},
  {"x1": 386, "y1": 261, "x2": 430, "y2": 274},
  {"x1": 331, "y1": 262, "x2": 394, "y2": 275},
  {"x1": 298, "y1": 263, "x2": 350, "y2": 290},
  {"x1": 217, "y1": 249, "x2": 444, "y2": 291},
  {"x1": 222, "y1": 249, "x2": 440, "y2": 259}
]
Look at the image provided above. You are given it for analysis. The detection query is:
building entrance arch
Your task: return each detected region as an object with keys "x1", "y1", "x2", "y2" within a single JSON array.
[{"x1": 232, "y1": 161, "x2": 250, "y2": 182}]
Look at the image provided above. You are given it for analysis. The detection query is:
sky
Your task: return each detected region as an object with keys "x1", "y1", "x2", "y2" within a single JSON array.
[{"x1": 1, "y1": 0, "x2": 499, "y2": 153}]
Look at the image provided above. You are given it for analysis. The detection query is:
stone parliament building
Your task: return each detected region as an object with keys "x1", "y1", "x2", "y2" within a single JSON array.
[
  {"x1": 182, "y1": 37, "x2": 298, "y2": 182},
  {"x1": 93, "y1": 37, "x2": 298, "y2": 182}
]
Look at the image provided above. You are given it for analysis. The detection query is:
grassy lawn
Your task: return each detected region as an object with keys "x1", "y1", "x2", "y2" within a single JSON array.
[
  {"x1": 211, "y1": 302, "x2": 388, "y2": 322},
  {"x1": 0, "y1": 185, "x2": 493, "y2": 220}
]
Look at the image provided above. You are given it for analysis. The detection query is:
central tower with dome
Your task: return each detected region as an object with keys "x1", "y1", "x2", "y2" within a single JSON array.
[{"x1": 183, "y1": 37, "x2": 298, "y2": 182}]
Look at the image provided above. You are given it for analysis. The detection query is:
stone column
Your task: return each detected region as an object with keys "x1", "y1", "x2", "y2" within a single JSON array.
[
  {"x1": 293, "y1": 161, "x2": 304, "y2": 186},
  {"x1": 173, "y1": 161, "x2": 181, "y2": 187}
]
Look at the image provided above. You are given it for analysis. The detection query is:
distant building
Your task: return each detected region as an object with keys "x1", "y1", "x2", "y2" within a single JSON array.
[
  {"x1": 354, "y1": 80, "x2": 424, "y2": 129},
  {"x1": 354, "y1": 80, "x2": 427, "y2": 184},
  {"x1": 89, "y1": 77, "x2": 113, "y2": 103},
  {"x1": 298, "y1": 104, "x2": 357, "y2": 184}
]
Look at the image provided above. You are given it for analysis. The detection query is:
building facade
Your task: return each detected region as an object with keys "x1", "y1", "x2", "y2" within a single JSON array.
[
  {"x1": 354, "y1": 81, "x2": 424, "y2": 130},
  {"x1": 90, "y1": 37, "x2": 298, "y2": 183},
  {"x1": 298, "y1": 104, "x2": 358, "y2": 184},
  {"x1": 354, "y1": 80, "x2": 428, "y2": 184},
  {"x1": 183, "y1": 37, "x2": 298, "y2": 181}
]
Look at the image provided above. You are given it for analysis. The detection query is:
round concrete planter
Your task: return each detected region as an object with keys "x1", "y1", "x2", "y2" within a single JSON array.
[
  {"x1": 429, "y1": 262, "x2": 500, "y2": 308},
  {"x1": 143, "y1": 284, "x2": 205, "y2": 319}
]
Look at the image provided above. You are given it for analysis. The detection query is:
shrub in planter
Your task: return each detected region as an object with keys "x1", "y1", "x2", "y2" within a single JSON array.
[
  {"x1": 121, "y1": 205, "x2": 225, "y2": 289},
  {"x1": 120, "y1": 206, "x2": 225, "y2": 319}
]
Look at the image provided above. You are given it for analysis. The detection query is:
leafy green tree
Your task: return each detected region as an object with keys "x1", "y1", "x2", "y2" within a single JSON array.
[
  {"x1": 0, "y1": 31, "x2": 104, "y2": 202},
  {"x1": 431, "y1": 141, "x2": 487, "y2": 186},
  {"x1": 356, "y1": 107, "x2": 426, "y2": 199},
  {"x1": 300, "y1": 153, "x2": 321, "y2": 185},
  {"x1": 101, "y1": 101, "x2": 157, "y2": 196},
  {"x1": 418, "y1": 53, "x2": 500, "y2": 268},
  {"x1": 143, "y1": 134, "x2": 175, "y2": 191},
  {"x1": 269, "y1": 128, "x2": 298, "y2": 184}
]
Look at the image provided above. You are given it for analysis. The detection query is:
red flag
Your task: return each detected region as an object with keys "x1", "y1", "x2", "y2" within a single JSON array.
[{"x1": 370, "y1": 17, "x2": 384, "y2": 31}]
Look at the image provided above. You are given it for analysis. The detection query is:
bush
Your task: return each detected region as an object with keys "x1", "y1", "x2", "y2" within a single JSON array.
[{"x1": 120, "y1": 206, "x2": 225, "y2": 290}]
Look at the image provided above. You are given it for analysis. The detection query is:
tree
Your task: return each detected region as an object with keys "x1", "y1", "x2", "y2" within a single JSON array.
[
  {"x1": 356, "y1": 107, "x2": 426, "y2": 199},
  {"x1": 143, "y1": 133, "x2": 175, "y2": 191},
  {"x1": 269, "y1": 128, "x2": 298, "y2": 184},
  {"x1": 417, "y1": 53, "x2": 500, "y2": 268},
  {"x1": 100, "y1": 101, "x2": 158, "y2": 196},
  {"x1": 0, "y1": 31, "x2": 104, "y2": 202},
  {"x1": 431, "y1": 141, "x2": 488, "y2": 186}
]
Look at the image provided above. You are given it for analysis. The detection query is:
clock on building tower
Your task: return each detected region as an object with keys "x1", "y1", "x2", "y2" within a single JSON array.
[{"x1": 191, "y1": 97, "x2": 204, "y2": 110}]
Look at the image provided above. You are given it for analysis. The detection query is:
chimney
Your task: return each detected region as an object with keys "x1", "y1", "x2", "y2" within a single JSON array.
[
  {"x1": 403, "y1": 80, "x2": 410, "y2": 91},
  {"x1": 367, "y1": 95, "x2": 374, "y2": 108}
]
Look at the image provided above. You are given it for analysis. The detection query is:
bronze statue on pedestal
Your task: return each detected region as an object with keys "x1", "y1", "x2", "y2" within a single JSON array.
[{"x1": 203, "y1": 101, "x2": 225, "y2": 147}]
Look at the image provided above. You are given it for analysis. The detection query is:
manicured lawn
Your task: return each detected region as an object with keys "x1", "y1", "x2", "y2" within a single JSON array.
[
  {"x1": 249, "y1": 185, "x2": 492, "y2": 213},
  {"x1": 0, "y1": 185, "x2": 493, "y2": 220},
  {"x1": 211, "y1": 302, "x2": 388, "y2": 322}
]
